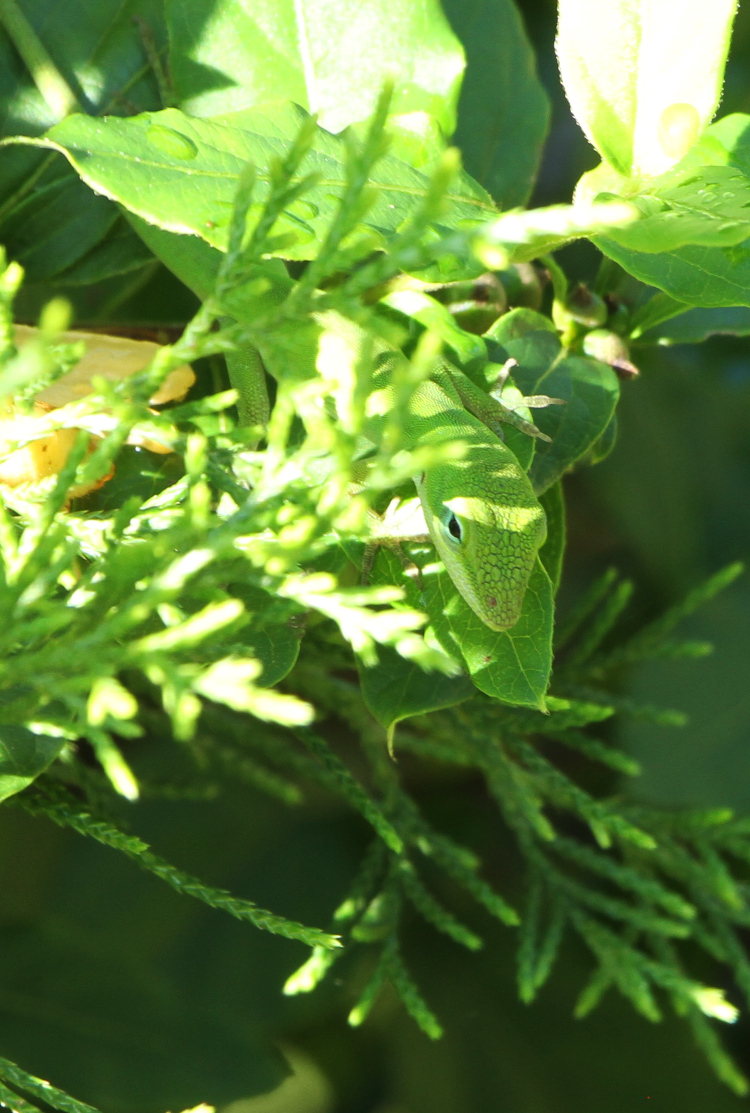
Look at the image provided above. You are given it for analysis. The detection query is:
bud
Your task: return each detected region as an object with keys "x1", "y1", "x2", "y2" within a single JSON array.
[
  {"x1": 583, "y1": 329, "x2": 640, "y2": 379},
  {"x1": 566, "y1": 283, "x2": 608, "y2": 328}
]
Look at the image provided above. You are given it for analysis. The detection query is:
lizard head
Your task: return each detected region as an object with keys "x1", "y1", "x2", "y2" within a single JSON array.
[{"x1": 416, "y1": 453, "x2": 547, "y2": 632}]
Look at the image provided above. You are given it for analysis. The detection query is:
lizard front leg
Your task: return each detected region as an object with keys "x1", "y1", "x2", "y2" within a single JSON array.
[{"x1": 361, "y1": 495, "x2": 430, "y2": 586}]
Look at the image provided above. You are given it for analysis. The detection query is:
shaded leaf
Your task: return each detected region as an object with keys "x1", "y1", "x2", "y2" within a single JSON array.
[
  {"x1": 125, "y1": 213, "x2": 222, "y2": 300},
  {"x1": 638, "y1": 305, "x2": 750, "y2": 345},
  {"x1": 595, "y1": 234, "x2": 750, "y2": 309},
  {"x1": 0, "y1": 725, "x2": 65, "y2": 803},
  {"x1": 358, "y1": 643, "x2": 473, "y2": 731},
  {"x1": 0, "y1": 168, "x2": 118, "y2": 281},
  {"x1": 538, "y1": 481, "x2": 565, "y2": 594},
  {"x1": 486, "y1": 315, "x2": 619, "y2": 495},
  {"x1": 442, "y1": 0, "x2": 549, "y2": 208},
  {"x1": 0, "y1": 0, "x2": 167, "y2": 288},
  {"x1": 54, "y1": 218, "x2": 156, "y2": 286}
]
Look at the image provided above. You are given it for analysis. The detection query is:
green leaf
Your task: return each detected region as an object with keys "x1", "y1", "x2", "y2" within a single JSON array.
[
  {"x1": 167, "y1": 0, "x2": 465, "y2": 136},
  {"x1": 424, "y1": 558, "x2": 553, "y2": 710},
  {"x1": 556, "y1": 0, "x2": 738, "y2": 178},
  {"x1": 441, "y1": 0, "x2": 550, "y2": 208},
  {"x1": 486, "y1": 315, "x2": 620, "y2": 494},
  {"x1": 538, "y1": 481, "x2": 566, "y2": 594},
  {"x1": 0, "y1": 0, "x2": 166, "y2": 137},
  {"x1": 593, "y1": 114, "x2": 750, "y2": 306},
  {"x1": 595, "y1": 234, "x2": 750, "y2": 308},
  {"x1": 527, "y1": 357, "x2": 619, "y2": 493},
  {"x1": 358, "y1": 644, "x2": 473, "y2": 731},
  {"x1": 125, "y1": 213, "x2": 222, "y2": 299},
  {"x1": 472, "y1": 199, "x2": 638, "y2": 269},
  {"x1": 0, "y1": 1, "x2": 167, "y2": 288},
  {"x1": 15, "y1": 104, "x2": 496, "y2": 262},
  {"x1": 595, "y1": 164, "x2": 750, "y2": 253},
  {"x1": 52, "y1": 217, "x2": 156, "y2": 286},
  {"x1": 0, "y1": 167, "x2": 118, "y2": 281},
  {"x1": 0, "y1": 725, "x2": 65, "y2": 803},
  {"x1": 637, "y1": 305, "x2": 750, "y2": 345}
]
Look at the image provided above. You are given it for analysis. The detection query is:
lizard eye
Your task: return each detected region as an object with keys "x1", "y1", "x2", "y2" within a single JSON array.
[{"x1": 445, "y1": 512, "x2": 462, "y2": 542}]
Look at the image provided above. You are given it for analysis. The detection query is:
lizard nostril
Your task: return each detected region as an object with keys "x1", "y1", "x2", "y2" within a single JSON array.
[{"x1": 487, "y1": 596, "x2": 497, "y2": 608}]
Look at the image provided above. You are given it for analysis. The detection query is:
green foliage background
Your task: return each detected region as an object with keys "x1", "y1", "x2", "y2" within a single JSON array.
[{"x1": 2, "y1": 1, "x2": 750, "y2": 1112}]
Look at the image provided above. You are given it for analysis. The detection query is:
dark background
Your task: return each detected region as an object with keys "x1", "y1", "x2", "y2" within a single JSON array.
[{"x1": 3, "y1": 1, "x2": 750, "y2": 1110}]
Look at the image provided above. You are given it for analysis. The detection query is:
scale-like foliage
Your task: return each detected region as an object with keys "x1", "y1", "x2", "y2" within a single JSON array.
[{"x1": 0, "y1": 59, "x2": 748, "y2": 1110}]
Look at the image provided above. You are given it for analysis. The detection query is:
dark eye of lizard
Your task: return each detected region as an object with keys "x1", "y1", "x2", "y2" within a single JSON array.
[{"x1": 447, "y1": 512, "x2": 462, "y2": 541}]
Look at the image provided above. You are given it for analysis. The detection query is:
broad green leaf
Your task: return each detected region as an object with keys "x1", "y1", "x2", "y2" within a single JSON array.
[
  {"x1": 556, "y1": 0, "x2": 739, "y2": 179},
  {"x1": 53, "y1": 217, "x2": 155, "y2": 286},
  {"x1": 13, "y1": 104, "x2": 496, "y2": 262},
  {"x1": 594, "y1": 234, "x2": 750, "y2": 308},
  {"x1": 0, "y1": 168, "x2": 118, "y2": 280},
  {"x1": 524, "y1": 356, "x2": 620, "y2": 495},
  {"x1": 167, "y1": 0, "x2": 465, "y2": 136},
  {"x1": 358, "y1": 644, "x2": 473, "y2": 731},
  {"x1": 441, "y1": 0, "x2": 550, "y2": 208},
  {"x1": 424, "y1": 558, "x2": 553, "y2": 710},
  {"x1": 126, "y1": 213, "x2": 222, "y2": 299},
  {"x1": 485, "y1": 311, "x2": 619, "y2": 494},
  {"x1": 0, "y1": 1, "x2": 167, "y2": 288},
  {"x1": 484, "y1": 307, "x2": 559, "y2": 367},
  {"x1": 595, "y1": 113, "x2": 750, "y2": 306},
  {"x1": 0, "y1": 923, "x2": 282, "y2": 1113},
  {"x1": 594, "y1": 165, "x2": 750, "y2": 253},
  {"x1": 637, "y1": 305, "x2": 750, "y2": 345},
  {"x1": 242, "y1": 627, "x2": 302, "y2": 688},
  {"x1": 538, "y1": 481, "x2": 566, "y2": 594},
  {"x1": 0, "y1": 725, "x2": 65, "y2": 802},
  {"x1": 0, "y1": 0, "x2": 166, "y2": 138}
]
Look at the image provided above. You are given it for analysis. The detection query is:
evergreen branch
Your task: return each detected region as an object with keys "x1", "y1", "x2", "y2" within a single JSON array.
[
  {"x1": 295, "y1": 728, "x2": 403, "y2": 852},
  {"x1": 563, "y1": 686, "x2": 688, "y2": 726},
  {"x1": 0, "y1": 1059, "x2": 101, "y2": 1113},
  {"x1": 211, "y1": 742, "x2": 304, "y2": 805},
  {"x1": 544, "y1": 727, "x2": 641, "y2": 776},
  {"x1": 0, "y1": 1080, "x2": 44, "y2": 1113},
  {"x1": 508, "y1": 736, "x2": 655, "y2": 849},
  {"x1": 684, "y1": 1008, "x2": 749, "y2": 1096},
  {"x1": 551, "y1": 836, "x2": 696, "y2": 921},
  {"x1": 348, "y1": 948, "x2": 391, "y2": 1027},
  {"x1": 531, "y1": 894, "x2": 567, "y2": 996},
  {"x1": 391, "y1": 787, "x2": 519, "y2": 925},
  {"x1": 396, "y1": 858, "x2": 483, "y2": 951},
  {"x1": 558, "y1": 578, "x2": 634, "y2": 675},
  {"x1": 517, "y1": 873, "x2": 544, "y2": 1002},
  {"x1": 384, "y1": 935, "x2": 443, "y2": 1039},
  {"x1": 592, "y1": 563, "x2": 744, "y2": 673},
  {"x1": 15, "y1": 787, "x2": 339, "y2": 949},
  {"x1": 554, "y1": 568, "x2": 619, "y2": 650},
  {"x1": 570, "y1": 911, "x2": 661, "y2": 1021}
]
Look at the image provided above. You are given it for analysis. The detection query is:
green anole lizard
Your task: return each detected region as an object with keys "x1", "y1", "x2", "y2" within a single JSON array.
[
  {"x1": 316, "y1": 312, "x2": 560, "y2": 632},
  {"x1": 363, "y1": 351, "x2": 552, "y2": 632}
]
